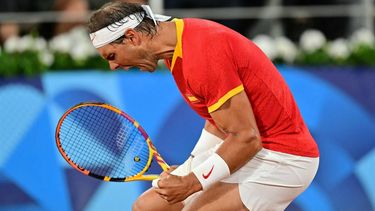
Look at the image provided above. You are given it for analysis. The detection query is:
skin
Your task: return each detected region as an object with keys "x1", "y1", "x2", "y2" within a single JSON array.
[
  {"x1": 97, "y1": 21, "x2": 177, "y2": 71},
  {"x1": 96, "y1": 21, "x2": 262, "y2": 211}
]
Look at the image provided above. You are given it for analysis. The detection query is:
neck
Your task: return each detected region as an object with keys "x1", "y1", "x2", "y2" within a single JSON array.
[{"x1": 148, "y1": 21, "x2": 177, "y2": 60}]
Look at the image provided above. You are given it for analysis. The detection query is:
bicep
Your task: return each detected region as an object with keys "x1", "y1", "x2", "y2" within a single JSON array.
[
  {"x1": 210, "y1": 91, "x2": 260, "y2": 138},
  {"x1": 209, "y1": 90, "x2": 262, "y2": 172}
]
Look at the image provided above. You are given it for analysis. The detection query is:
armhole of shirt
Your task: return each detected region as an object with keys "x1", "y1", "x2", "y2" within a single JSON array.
[{"x1": 208, "y1": 84, "x2": 244, "y2": 113}]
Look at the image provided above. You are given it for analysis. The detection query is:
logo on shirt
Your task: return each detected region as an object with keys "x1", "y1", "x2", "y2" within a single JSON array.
[
  {"x1": 202, "y1": 165, "x2": 215, "y2": 179},
  {"x1": 186, "y1": 93, "x2": 200, "y2": 103}
]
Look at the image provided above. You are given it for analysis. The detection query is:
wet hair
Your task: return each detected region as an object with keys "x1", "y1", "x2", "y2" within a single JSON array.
[{"x1": 87, "y1": 1, "x2": 158, "y2": 44}]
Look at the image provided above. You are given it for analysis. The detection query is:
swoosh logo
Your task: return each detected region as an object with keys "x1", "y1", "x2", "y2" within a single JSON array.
[{"x1": 202, "y1": 165, "x2": 215, "y2": 179}]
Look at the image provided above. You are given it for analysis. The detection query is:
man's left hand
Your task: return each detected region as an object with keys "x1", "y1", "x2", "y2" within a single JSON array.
[{"x1": 154, "y1": 172, "x2": 202, "y2": 204}]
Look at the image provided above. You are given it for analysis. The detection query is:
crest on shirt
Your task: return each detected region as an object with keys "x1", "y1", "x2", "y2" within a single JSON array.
[{"x1": 185, "y1": 93, "x2": 200, "y2": 103}]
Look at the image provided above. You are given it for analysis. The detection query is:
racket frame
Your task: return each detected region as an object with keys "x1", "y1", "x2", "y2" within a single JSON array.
[{"x1": 55, "y1": 102, "x2": 169, "y2": 182}]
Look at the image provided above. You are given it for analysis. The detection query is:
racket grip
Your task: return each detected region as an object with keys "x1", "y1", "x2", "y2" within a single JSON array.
[{"x1": 152, "y1": 178, "x2": 160, "y2": 188}]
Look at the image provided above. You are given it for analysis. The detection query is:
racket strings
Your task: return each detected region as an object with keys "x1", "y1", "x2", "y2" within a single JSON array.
[
  {"x1": 121, "y1": 124, "x2": 151, "y2": 176},
  {"x1": 64, "y1": 106, "x2": 121, "y2": 175},
  {"x1": 62, "y1": 107, "x2": 117, "y2": 172},
  {"x1": 59, "y1": 105, "x2": 150, "y2": 178},
  {"x1": 86, "y1": 107, "x2": 132, "y2": 177}
]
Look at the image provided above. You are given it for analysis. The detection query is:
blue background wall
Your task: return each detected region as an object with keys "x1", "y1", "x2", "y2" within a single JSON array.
[{"x1": 0, "y1": 66, "x2": 374, "y2": 211}]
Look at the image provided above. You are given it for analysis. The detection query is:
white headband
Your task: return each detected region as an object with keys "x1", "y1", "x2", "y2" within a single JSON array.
[{"x1": 90, "y1": 5, "x2": 171, "y2": 48}]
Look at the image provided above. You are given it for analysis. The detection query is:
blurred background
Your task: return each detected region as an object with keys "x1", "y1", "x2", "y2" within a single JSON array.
[{"x1": 0, "y1": 0, "x2": 375, "y2": 211}]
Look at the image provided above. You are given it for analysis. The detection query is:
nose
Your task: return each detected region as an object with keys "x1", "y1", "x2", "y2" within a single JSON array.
[{"x1": 109, "y1": 61, "x2": 120, "y2": 71}]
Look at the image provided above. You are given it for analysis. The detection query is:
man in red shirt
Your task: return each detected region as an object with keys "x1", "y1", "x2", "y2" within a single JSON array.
[{"x1": 88, "y1": 2, "x2": 319, "y2": 210}]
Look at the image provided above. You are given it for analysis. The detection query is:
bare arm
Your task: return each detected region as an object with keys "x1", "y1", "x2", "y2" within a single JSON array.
[
  {"x1": 207, "y1": 91, "x2": 262, "y2": 173},
  {"x1": 154, "y1": 91, "x2": 262, "y2": 204}
]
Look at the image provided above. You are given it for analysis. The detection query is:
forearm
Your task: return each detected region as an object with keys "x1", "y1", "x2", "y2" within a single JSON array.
[
  {"x1": 216, "y1": 128, "x2": 262, "y2": 173},
  {"x1": 154, "y1": 92, "x2": 263, "y2": 202},
  {"x1": 187, "y1": 121, "x2": 261, "y2": 191},
  {"x1": 204, "y1": 120, "x2": 262, "y2": 173}
]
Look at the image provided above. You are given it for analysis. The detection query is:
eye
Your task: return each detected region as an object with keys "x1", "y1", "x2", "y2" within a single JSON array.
[{"x1": 106, "y1": 53, "x2": 115, "y2": 61}]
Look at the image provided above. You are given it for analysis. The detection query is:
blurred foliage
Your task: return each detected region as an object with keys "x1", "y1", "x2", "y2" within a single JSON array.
[
  {"x1": 0, "y1": 51, "x2": 47, "y2": 77},
  {"x1": 0, "y1": 51, "x2": 109, "y2": 77},
  {"x1": 347, "y1": 45, "x2": 375, "y2": 66},
  {"x1": 49, "y1": 53, "x2": 109, "y2": 71},
  {"x1": 0, "y1": 27, "x2": 111, "y2": 78},
  {"x1": 296, "y1": 49, "x2": 333, "y2": 66},
  {"x1": 0, "y1": 27, "x2": 375, "y2": 78},
  {"x1": 293, "y1": 45, "x2": 375, "y2": 67}
]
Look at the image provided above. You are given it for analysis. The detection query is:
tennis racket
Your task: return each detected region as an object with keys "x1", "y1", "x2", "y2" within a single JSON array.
[{"x1": 55, "y1": 102, "x2": 169, "y2": 182}]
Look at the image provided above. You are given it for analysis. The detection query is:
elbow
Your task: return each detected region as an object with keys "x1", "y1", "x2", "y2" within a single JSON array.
[{"x1": 243, "y1": 128, "x2": 263, "y2": 153}]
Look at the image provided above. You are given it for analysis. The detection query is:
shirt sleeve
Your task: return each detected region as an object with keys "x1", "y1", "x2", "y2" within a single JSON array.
[{"x1": 189, "y1": 35, "x2": 244, "y2": 113}]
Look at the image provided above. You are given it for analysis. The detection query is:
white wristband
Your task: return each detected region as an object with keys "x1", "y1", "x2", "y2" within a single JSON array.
[
  {"x1": 152, "y1": 178, "x2": 160, "y2": 188},
  {"x1": 192, "y1": 153, "x2": 230, "y2": 190},
  {"x1": 191, "y1": 129, "x2": 224, "y2": 156}
]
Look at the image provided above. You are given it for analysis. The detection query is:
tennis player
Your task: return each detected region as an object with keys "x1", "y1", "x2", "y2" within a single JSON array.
[{"x1": 88, "y1": 2, "x2": 319, "y2": 211}]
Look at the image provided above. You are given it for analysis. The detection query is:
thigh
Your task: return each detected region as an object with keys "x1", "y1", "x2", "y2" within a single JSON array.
[
  {"x1": 239, "y1": 181, "x2": 305, "y2": 211},
  {"x1": 183, "y1": 182, "x2": 248, "y2": 211},
  {"x1": 132, "y1": 188, "x2": 183, "y2": 211}
]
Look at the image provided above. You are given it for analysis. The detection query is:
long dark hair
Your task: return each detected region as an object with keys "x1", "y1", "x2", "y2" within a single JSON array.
[{"x1": 87, "y1": 1, "x2": 158, "y2": 43}]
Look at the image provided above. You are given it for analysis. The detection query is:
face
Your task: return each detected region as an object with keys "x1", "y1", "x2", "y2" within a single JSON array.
[{"x1": 97, "y1": 30, "x2": 158, "y2": 72}]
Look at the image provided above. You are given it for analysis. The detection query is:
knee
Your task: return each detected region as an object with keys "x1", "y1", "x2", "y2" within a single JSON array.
[
  {"x1": 132, "y1": 196, "x2": 146, "y2": 211},
  {"x1": 132, "y1": 189, "x2": 183, "y2": 211},
  {"x1": 132, "y1": 189, "x2": 163, "y2": 211}
]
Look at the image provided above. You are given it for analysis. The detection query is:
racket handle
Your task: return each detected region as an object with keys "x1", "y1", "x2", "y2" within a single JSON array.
[{"x1": 152, "y1": 178, "x2": 160, "y2": 188}]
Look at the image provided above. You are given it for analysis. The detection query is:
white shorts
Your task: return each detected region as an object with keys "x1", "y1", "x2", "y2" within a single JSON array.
[{"x1": 171, "y1": 146, "x2": 319, "y2": 211}]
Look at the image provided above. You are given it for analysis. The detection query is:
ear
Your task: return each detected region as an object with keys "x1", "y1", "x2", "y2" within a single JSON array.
[{"x1": 123, "y1": 29, "x2": 142, "y2": 46}]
